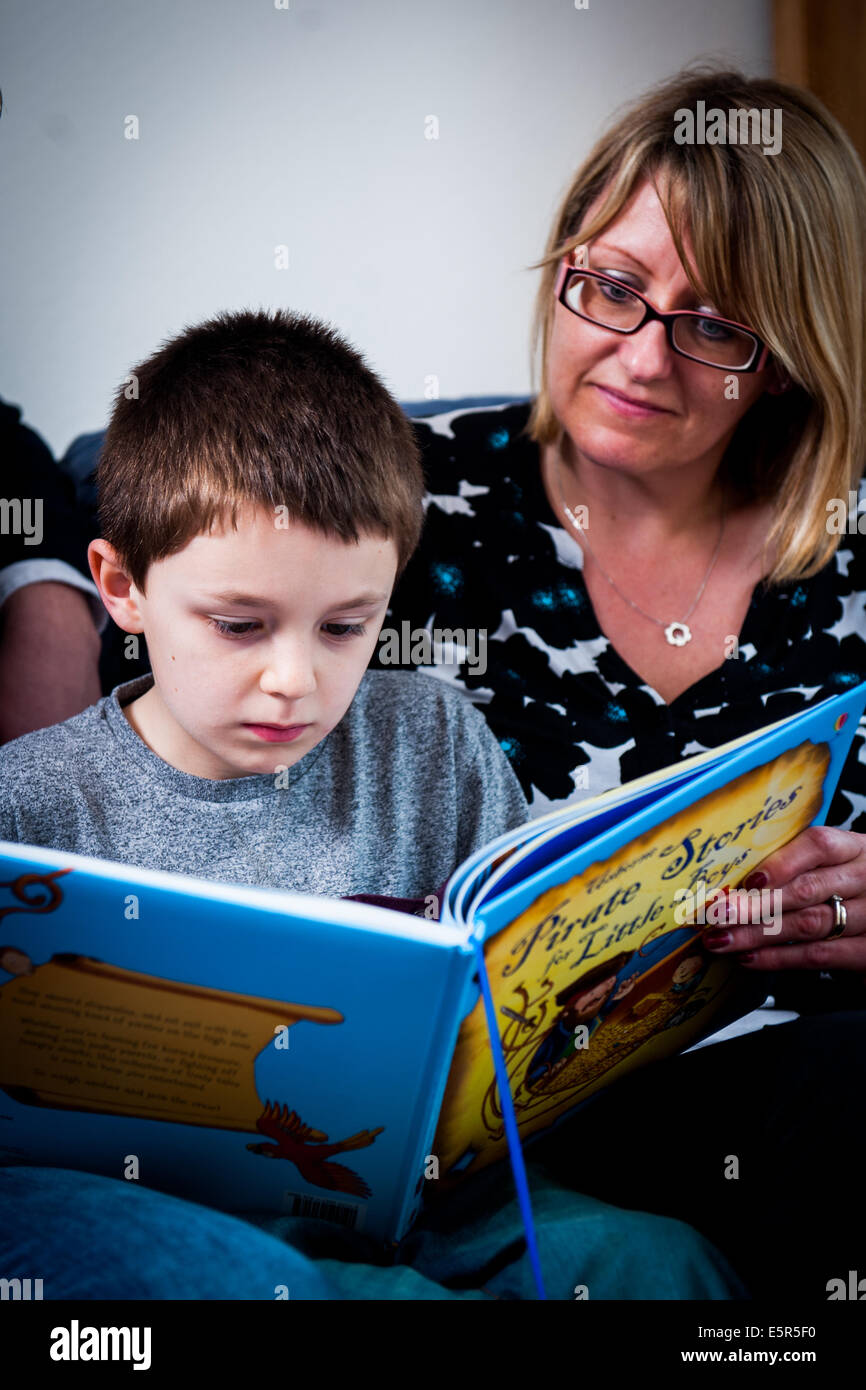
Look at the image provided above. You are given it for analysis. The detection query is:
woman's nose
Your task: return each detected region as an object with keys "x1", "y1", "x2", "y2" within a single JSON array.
[{"x1": 616, "y1": 319, "x2": 674, "y2": 380}]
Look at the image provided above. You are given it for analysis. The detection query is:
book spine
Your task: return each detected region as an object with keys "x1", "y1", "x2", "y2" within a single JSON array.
[{"x1": 386, "y1": 943, "x2": 477, "y2": 1242}]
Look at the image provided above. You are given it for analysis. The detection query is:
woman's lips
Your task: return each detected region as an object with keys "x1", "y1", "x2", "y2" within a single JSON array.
[
  {"x1": 593, "y1": 384, "x2": 672, "y2": 418},
  {"x1": 243, "y1": 723, "x2": 309, "y2": 743}
]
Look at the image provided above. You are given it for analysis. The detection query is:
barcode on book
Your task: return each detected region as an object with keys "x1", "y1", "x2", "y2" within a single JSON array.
[{"x1": 284, "y1": 1192, "x2": 364, "y2": 1231}]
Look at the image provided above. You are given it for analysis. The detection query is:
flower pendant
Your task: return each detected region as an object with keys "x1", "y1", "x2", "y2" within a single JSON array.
[{"x1": 664, "y1": 622, "x2": 692, "y2": 647}]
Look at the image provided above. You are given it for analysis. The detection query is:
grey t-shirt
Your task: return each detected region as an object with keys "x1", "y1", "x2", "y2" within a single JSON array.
[{"x1": 0, "y1": 669, "x2": 528, "y2": 899}]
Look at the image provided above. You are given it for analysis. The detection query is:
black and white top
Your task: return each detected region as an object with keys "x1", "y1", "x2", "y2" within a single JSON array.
[{"x1": 375, "y1": 401, "x2": 866, "y2": 833}]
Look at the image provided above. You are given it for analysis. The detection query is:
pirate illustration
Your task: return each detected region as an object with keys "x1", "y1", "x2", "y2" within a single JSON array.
[{"x1": 525, "y1": 951, "x2": 635, "y2": 1089}]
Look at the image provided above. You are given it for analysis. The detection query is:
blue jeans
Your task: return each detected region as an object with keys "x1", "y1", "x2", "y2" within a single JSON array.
[
  {"x1": 4, "y1": 1012, "x2": 861, "y2": 1299},
  {"x1": 0, "y1": 1159, "x2": 744, "y2": 1300}
]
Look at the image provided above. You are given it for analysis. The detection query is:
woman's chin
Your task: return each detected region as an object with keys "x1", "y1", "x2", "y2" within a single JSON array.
[{"x1": 567, "y1": 430, "x2": 672, "y2": 475}]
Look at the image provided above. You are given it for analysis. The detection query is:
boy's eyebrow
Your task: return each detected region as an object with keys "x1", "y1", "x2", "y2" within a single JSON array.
[
  {"x1": 201, "y1": 589, "x2": 390, "y2": 609},
  {"x1": 330, "y1": 592, "x2": 391, "y2": 609}
]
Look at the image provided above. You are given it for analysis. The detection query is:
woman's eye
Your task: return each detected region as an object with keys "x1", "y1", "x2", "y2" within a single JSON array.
[
  {"x1": 322, "y1": 622, "x2": 367, "y2": 640},
  {"x1": 599, "y1": 280, "x2": 634, "y2": 304},
  {"x1": 695, "y1": 317, "x2": 733, "y2": 342},
  {"x1": 209, "y1": 618, "x2": 260, "y2": 638}
]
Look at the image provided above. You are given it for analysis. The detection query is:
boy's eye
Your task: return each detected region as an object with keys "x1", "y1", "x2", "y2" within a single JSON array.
[
  {"x1": 208, "y1": 618, "x2": 260, "y2": 638},
  {"x1": 207, "y1": 618, "x2": 368, "y2": 641}
]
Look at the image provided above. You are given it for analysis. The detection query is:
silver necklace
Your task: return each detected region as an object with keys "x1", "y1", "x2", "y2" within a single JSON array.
[{"x1": 554, "y1": 455, "x2": 726, "y2": 647}]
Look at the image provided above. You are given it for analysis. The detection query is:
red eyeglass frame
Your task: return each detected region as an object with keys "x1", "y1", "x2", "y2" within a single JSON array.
[{"x1": 554, "y1": 253, "x2": 771, "y2": 373}]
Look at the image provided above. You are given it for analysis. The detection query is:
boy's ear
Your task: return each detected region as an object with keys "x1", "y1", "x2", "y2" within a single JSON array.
[{"x1": 87, "y1": 539, "x2": 146, "y2": 633}]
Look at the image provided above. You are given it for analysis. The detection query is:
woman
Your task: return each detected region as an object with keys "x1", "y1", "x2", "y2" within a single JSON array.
[{"x1": 375, "y1": 65, "x2": 866, "y2": 1296}]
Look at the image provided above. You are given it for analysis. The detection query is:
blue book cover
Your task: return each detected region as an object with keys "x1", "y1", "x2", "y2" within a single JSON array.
[
  {"x1": 1, "y1": 683, "x2": 864, "y2": 1243},
  {"x1": 0, "y1": 865, "x2": 475, "y2": 1244}
]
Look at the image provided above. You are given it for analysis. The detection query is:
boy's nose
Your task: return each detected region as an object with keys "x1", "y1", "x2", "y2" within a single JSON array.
[{"x1": 258, "y1": 642, "x2": 318, "y2": 700}]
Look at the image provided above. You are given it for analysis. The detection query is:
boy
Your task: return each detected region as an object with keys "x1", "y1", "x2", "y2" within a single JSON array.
[
  {"x1": 0, "y1": 310, "x2": 742, "y2": 1301},
  {"x1": 0, "y1": 309, "x2": 527, "y2": 893}
]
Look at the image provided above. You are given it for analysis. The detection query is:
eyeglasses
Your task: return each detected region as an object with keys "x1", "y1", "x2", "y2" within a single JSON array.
[{"x1": 555, "y1": 258, "x2": 770, "y2": 372}]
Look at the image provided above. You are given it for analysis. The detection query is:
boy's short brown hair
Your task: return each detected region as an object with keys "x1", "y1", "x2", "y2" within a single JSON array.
[{"x1": 97, "y1": 308, "x2": 424, "y2": 593}]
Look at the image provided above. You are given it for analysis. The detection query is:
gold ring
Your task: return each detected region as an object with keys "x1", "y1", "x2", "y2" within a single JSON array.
[{"x1": 826, "y1": 893, "x2": 847, "y2": 940}]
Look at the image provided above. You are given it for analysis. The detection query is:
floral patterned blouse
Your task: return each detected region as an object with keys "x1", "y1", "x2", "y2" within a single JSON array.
[{"x1": 373, "y1": 400, "x2": 866, "y2": 839}]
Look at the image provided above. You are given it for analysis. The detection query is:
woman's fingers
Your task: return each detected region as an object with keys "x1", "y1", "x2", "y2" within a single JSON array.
[
  {"x1": 740, "y1": 825, "x2": 862, "y2": 907},
  {"x1": 705, "y1": 887, "x2": 859, "y2": 937},
  {"x1": 698, "y1": 826, "x2": 866, "y2": 971},
  {"x1": 728, "y1": 935, "x2": 866, "y2": 972}
]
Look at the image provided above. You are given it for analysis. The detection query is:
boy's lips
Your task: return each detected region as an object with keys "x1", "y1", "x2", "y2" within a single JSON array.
[{"x1": 243, "y1": 722, "x2": 310, "y2": 743}]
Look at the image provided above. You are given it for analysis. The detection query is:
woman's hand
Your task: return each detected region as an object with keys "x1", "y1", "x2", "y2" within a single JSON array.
[{"x1": 702, "y1": 825, "x2": 866, "y2": 974}]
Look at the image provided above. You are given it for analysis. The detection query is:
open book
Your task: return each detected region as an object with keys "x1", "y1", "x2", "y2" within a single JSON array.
[{"x1": 1, "y1": 683, "x2": 864, "y2": 1246}]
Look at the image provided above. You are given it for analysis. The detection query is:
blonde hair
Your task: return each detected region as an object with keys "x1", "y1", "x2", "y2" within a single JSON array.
[{"x1": 527, "y1": 65, "x2": 866, "y2": 585}]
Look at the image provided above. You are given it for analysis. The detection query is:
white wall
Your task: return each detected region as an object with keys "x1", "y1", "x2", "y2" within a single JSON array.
[{"x1": 0, "y1": 0, "x2": 771, "y2": 457}]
